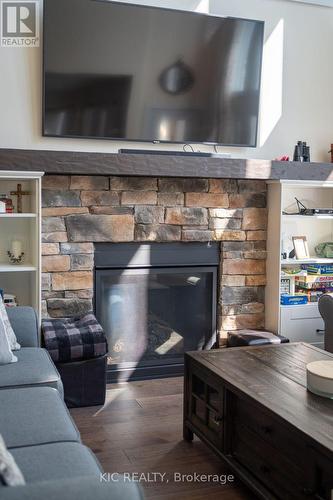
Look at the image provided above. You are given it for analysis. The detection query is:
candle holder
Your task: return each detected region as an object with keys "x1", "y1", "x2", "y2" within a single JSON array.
[{"x1": 7, "y1": 251, "x2": 24, "y2": 265}]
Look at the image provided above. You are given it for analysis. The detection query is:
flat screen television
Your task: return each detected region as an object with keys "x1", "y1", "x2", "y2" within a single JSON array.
[{"x1": 43, "y1": 0, "x2": 264, "y2": 147}]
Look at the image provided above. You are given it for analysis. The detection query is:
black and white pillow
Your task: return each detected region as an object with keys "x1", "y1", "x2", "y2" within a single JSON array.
[
  {"x1": 0, "y1": 314, "x2": 17, "y2": 365},
  {"x1": 42, "y1": 313, "x2": 107, "y2": 363},
  {"x1": 0, "y1": 297, "x2": 20, "y2": 351},
  {"x1": 0, "y1": 435, "x2": 25, "y2": 486}
]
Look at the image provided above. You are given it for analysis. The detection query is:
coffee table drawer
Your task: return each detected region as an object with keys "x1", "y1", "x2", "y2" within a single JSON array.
[
  {"x1": 232, "y1": 425, "x2": 313, "y2": 500},
  {"x1": 233, "y1": 395, "x2": 308, "y2": 468}
]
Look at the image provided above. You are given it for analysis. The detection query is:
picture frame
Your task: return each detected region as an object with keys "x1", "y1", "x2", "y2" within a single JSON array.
[{"x1": 292, "y1": 236, "x2": 310, "y2": 260}]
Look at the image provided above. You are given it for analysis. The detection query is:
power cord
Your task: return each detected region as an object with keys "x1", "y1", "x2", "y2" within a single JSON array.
[
  {"x1": 183, "y1": 144, "x2": 220, "y2": 154},
  {"x1": 183, "y1": 144, "x2": 196, "y2": 153},
  {"x1": 283, "y1": 197, "x2": 308, "y2": 216}
]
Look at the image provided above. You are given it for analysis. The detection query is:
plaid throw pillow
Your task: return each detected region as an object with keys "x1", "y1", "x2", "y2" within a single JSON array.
[{"x1": 42, "y1": 313, "x2": 108, "y2": 363}]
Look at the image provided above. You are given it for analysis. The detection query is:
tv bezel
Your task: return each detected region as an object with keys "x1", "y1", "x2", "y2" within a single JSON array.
[{"x1": 42, "y1": 0, "x2": 264, "y2": 148}]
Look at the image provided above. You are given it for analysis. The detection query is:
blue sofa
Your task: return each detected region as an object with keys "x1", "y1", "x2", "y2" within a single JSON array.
[{"x1": 0, "y1": 307, "x2": 143, "y2": 500}]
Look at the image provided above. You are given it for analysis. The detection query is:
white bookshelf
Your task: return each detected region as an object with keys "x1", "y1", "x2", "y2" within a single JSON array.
[
  {"x1": 265, "y1": 180, "x2": 333, "y2": 347},
  {"x1": 0, "y1": 171, "x2": 43, "y2": 322}
]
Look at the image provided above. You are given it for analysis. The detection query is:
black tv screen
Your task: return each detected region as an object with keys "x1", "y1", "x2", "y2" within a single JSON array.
[{"x1": 43, "y1": 0, "x2": 264, "y2": 147}]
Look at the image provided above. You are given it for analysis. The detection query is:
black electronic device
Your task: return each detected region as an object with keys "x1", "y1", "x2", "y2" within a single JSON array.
[
  {"x1": 293, "y1": 198, "x2": 333, "y2": 216},
  {"x1": 312, "y1": 208, "x2": 333, "y2": 215},
  {"x1": 118, "y1": 149, "x2": 231, "y2": 158},
  {"x1": 43, "y1": 0, "x2": 264, "y2": 147},
  {"x1": 293, "y1": 141, "x2": 311, "y2": 162}
]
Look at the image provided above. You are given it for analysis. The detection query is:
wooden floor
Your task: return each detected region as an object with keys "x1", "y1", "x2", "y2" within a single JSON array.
[{"x1": 71, "y1": 377, "x2": 257, "y2": 500}]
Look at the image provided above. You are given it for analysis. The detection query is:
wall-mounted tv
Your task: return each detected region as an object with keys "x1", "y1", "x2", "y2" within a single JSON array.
[{"x1": 43, "y1": 0, "x2": 264, "y2": 147}]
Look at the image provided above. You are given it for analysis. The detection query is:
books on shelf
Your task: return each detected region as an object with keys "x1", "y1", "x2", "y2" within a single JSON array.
[{"x1": 281, "y1": 263, "x2": 333, "y2": 305}]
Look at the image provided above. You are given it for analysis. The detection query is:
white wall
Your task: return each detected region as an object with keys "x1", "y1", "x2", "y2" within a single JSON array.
[{"x1": 0, "y1": 0, "x2": 333, "y2": 161}]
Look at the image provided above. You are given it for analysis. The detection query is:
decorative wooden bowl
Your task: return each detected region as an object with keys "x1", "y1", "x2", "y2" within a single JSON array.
[{"x1": 307, "y1": 360, "x2": 333, "y2": 399}]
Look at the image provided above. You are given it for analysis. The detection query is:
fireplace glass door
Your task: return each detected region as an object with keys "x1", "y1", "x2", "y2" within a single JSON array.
[{"x1": 95, "y1": 266, "x2": 217, "y2": 381}]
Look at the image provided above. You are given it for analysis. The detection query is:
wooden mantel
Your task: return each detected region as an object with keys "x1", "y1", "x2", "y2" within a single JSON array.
[{"x1": 1, "y1": 148, "x2": 333, "y2": 180}]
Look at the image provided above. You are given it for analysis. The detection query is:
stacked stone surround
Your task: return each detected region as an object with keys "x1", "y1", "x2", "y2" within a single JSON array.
[{"x1": 41, "y1": 175, "x2": 267, "y2": 345}]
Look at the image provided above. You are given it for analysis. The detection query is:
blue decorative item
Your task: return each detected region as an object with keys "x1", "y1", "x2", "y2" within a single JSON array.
[{"x1": 281, "y1": 294, "x2": 308, "y2": 306}]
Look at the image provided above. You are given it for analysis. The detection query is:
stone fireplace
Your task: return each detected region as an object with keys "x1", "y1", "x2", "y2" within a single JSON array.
[{"x1": 41, "y1": 175, "x2": 267, "y2": 357}]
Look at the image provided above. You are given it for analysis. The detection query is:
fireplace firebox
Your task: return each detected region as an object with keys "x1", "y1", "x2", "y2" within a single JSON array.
[{"x1": 94, "y1": 242, "x2": 219, "y2": 382}]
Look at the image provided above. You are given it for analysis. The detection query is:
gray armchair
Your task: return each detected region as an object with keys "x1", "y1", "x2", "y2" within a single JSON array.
[{"x1": 318, "y1": 294, "x2": 333, "y2": 353}]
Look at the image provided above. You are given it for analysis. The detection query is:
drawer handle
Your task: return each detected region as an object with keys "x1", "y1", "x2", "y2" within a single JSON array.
[
  {"x1": 302, "y1": 487, "x2": 315, "y2": 496},
  {"x1": 259, "y1": 465, "x2": 270, "y2": 475},
  {"x1": 261, "y1": 426, "x2": 273, "y2": 435}
]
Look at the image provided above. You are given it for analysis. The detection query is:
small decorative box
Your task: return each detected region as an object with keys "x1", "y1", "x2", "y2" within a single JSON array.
[
  {"x1": 280, "y1": 294, "x2": 308, "y2": 305},
  {"x1": 307, "y1": 361, "x2": 333, "y2": 399}
]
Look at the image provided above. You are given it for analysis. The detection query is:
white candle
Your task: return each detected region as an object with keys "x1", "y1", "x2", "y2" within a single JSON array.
[{"x1": 11, "y1": 240, "x2": 22, "y2": 259}]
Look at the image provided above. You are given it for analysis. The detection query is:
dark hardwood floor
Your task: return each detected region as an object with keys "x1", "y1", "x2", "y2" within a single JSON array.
[{"x1": 70, "y1": 377, "x2": 257, "y2": 500}]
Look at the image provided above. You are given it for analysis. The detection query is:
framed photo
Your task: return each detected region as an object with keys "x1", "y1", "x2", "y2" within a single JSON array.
[{"x1": 292, "y1": 236, "x2": 310, "y2": 259}]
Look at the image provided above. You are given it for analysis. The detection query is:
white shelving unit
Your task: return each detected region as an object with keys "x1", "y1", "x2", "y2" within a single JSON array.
[
  {"x1": 265, "y1": 180, "x2": 333, "y2": 347},
  {"x1": 0, "y1": 171, "x2": 44, "y2": 322}
]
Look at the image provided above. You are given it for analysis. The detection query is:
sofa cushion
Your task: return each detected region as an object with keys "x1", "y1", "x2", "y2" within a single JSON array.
[
  {"x1": 0, "y1": 388, "x2": 79, "y2": 449},
  {"x1": 0, "y1": 348, "x2": 63, "y2": 397},
  {"x1": 10, "y1": 443, "x2": 102, "y2": 483},
  {"x1": 0, "y1": 476, "x2": 144, "y2": 500}
]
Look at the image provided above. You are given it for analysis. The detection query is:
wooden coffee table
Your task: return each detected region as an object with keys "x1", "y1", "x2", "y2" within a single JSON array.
[{"x1": 183, "y1": 343, "x2": 333, "y2": 500}]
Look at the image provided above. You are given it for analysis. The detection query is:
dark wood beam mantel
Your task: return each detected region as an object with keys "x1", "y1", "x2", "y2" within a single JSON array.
[{"x1": 1, "y1": 148, "x2": 333, "y2": 181}]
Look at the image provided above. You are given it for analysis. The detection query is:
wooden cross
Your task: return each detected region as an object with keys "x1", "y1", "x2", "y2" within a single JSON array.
[{"x1": 10, "y1": 184, "x2": 30, "y2": 213}]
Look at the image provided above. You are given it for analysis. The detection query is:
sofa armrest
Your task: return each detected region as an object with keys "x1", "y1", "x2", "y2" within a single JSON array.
[
  {"x1": 0, "y1": 476, "x2": 144, "y2": 500},
  {"x1": 7, "y1": 307, "x2": 39, "y2": 347}
]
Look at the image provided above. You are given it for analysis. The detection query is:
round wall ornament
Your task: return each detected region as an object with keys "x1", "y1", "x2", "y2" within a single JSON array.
[{"x1": 159, "y1": 59, "x2": 194, "y2": 95}]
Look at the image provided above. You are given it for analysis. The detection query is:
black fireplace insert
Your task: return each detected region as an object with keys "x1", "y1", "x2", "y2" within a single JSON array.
[{"x1": 94, "y1": 242, "x2": 219, "y2": 382}]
